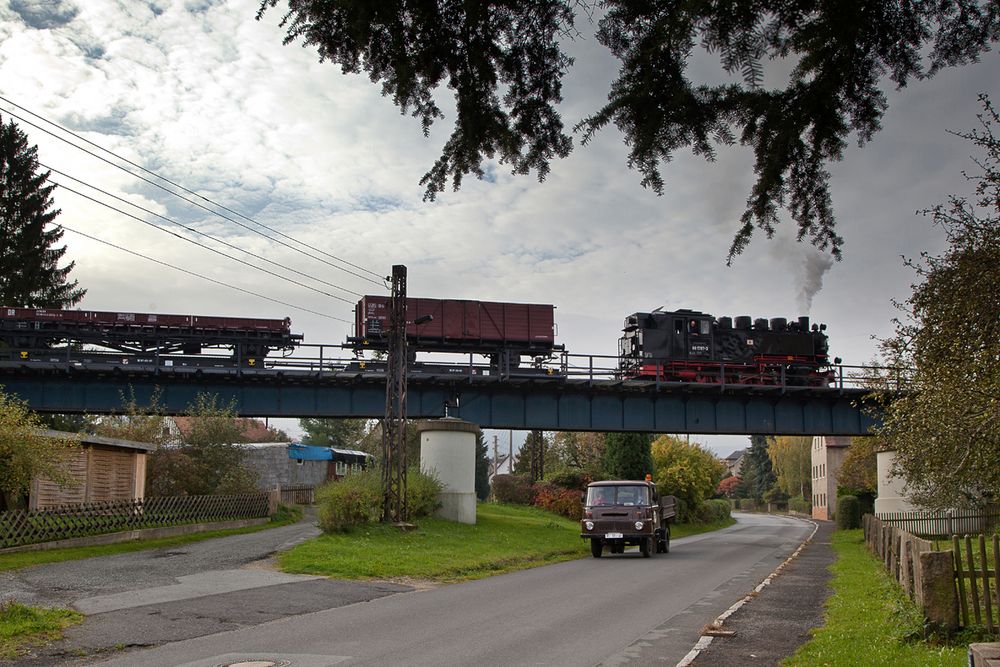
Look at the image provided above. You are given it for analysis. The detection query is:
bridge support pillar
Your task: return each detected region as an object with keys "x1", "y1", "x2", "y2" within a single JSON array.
[{"x1": 417, "y1": 418, "x2": 478, "y2": 524}]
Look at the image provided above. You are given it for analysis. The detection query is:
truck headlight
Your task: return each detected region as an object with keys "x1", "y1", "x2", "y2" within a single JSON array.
[
  {"x1": 634, "y1": 521, "x2": 644, "y2": 530},
  {"x1": 585, "y1": 521, "x2": 594, "y2": 531}
]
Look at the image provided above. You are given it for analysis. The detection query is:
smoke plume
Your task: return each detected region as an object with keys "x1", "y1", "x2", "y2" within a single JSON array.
[{"x1": 797, "y1": 251, "x2": 834, "y2": 314}]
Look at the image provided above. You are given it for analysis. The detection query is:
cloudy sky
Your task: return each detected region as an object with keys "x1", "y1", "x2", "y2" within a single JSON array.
[{"x1": 1, "y1": 0, "x2": 996, "y2": 455}]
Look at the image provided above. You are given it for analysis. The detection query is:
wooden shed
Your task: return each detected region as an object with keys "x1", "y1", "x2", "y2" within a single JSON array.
[{"x1": 29, "y1": 430, "x2": 156, "y2": 509}]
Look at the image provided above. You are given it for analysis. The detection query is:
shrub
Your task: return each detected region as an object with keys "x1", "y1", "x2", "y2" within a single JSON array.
[
  {"x1": 788, "y1": 495, "x2": 812, "y2": 514},
  {"x1": 492, "y1": 474, "x2": 535, "y2": 504},
  {"x1": 544, "y1": 469, "x2": 590, "y2": 491},
  {"x1": 837, "y1": 495, "x2": 861, "y2": 529},
  {"x1": 694, "y1": 499, "x2": 732, "y2": 524},
  {"x1": 533, "y1": 484, "x2": 583, "y2": 520},
  {"x1": 407, "y1": 467, "x2": 443, "y2": 518},
  {"x1": 315, "y1": 470, "x2": 381, "y2": 533}
]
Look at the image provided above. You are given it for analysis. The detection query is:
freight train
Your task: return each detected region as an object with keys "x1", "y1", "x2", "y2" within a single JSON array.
[
  {"x1": 1, "y1": 299, "x2": 835, "y2": 386},
  {"x1": 0, "y1": 307, "x2": 301, "y2": 364}
]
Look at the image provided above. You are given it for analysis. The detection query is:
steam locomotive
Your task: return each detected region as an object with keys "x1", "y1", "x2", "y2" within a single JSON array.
[{"x1": 618, "y1": 308, "x2": 833, "y2": 386}]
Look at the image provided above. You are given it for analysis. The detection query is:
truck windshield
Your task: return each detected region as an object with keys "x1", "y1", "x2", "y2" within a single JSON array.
[{"x1": 586, "y1": 485, "x2": 650, "y2": 506}]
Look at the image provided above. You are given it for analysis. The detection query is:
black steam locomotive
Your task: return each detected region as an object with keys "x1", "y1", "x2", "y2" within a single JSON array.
[{"x1": 618, "y1": 308, "x2": 834, "y2": 386}]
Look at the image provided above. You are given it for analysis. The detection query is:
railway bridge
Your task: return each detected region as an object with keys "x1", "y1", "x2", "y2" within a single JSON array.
[{"x1": 0, "y1": 349, "x2": 879, "y2": 435}]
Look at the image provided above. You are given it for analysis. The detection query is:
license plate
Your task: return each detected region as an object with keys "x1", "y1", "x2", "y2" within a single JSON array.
[{"x1": 605, "y1": 532, "x2": 623, "y2": 539}]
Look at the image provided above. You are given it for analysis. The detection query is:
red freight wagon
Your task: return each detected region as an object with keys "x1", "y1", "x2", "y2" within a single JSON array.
[{"x1": 352, "y1": 296, "x2": 557, "y2": 356}]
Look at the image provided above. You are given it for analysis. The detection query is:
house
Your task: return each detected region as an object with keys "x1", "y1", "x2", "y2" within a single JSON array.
[
  {"x1": 810, "y1": 435, "x2": 851, "y2": 520},
  {"x1": 29, "y1": 430, "x2": 156, "y2": 509},
  {"x1": 723, "y1": 449, "x2": 747, "y2": 477},
  {"x1": 487, "y1": 452, "x2": 517, "y2": 486}
]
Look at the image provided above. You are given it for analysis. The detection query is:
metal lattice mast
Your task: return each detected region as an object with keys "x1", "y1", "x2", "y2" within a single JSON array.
[{"x1": 381, "y1": 264, "x2": 408, "y2": 523}]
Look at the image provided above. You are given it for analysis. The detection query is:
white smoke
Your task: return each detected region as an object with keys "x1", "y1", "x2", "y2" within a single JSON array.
[{"x1": 797, "y1": 251, "x2": 834, "y2": 314}]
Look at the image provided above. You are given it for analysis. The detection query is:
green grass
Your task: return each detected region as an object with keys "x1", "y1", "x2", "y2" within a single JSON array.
[
  {"x1": 280, "y1": 503, "x2": 588, "y2": 582},
  {"x1": 280, "y1": 504, "x2": 737, "y2": 583},
  {"x1": 0, "y1": 505, "x2": 303, "y2": 572},
  {"x1": 0, "y1": 601, "x2": 83, "y2": 659},
  {"x1": 785, "y1": 529, "x2": 967, "y2": 667}
]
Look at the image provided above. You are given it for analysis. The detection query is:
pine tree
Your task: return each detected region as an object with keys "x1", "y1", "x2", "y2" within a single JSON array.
[
  {"x1": 0, "y1": 114, "x2": 85, "y2": 308},
  {"x1": 741, "y1": 435, "x2": 777, "y2": 502},
  {"x1": 603, "y1": 432, "x2": 653, "y2": 480},
  {"x1": 474, "y1": 430, "x2": 490, "y2": 500}
]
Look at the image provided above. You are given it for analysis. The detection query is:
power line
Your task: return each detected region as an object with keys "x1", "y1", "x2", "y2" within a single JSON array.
[
  {"x1": 49, "y1": 178, "x2": 358, "y2": 306},
  {"x1": 44, "y1": 163, "x2": 362, "y2": 302},
  {"x1": 57, "y1": 224, "x2": 352, "y2": 324},
  {"x1": 0, "y1": 98, "x2": 389, "y2": 288}
]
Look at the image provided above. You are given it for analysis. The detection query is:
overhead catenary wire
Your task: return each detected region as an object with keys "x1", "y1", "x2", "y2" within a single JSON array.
[
  {"x1": 44, "y1": 163, "x2": 362, "y2": 301},
  {"x1": 57, "y1": 224, "x2": 352, "y2": 324},
  {"x1": 49, "y1": 178, "x2": 358, "y2": 306},
  {"x1": 0, "y1": 98, "x2": 388, "y2": 288}
]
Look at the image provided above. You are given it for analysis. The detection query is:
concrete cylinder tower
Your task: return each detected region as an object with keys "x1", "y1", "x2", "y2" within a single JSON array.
[{"x1": 417, "y1": 418, "x2": 478, "y2": 524}]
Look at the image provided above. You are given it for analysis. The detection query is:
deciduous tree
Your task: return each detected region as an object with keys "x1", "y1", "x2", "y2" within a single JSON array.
[
  {"x1": 0, "y1": 388, "x2": 78, "y2": 511},
  {"x1": 258, "y1": 1, "x2": 998, "y2": 261},
  {"x1": 767, "y1": 436, "x2": 812, "y2": 499},
  {"x1": 867, "y1": 95, "x2": 1000, "y2": 510},
  {"x1": 650, "y1": 435, "x2": 726, "y2": 517},
  {"x1": 0, "y1": 114, "x2": 84, "y2": 307}
]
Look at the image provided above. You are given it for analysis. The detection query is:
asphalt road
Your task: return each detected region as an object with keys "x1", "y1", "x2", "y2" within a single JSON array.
[{"x1": 60, "y1": 512, "x2": 811, "y2": 667}]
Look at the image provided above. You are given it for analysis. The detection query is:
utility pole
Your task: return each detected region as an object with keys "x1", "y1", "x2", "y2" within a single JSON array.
[
  {"x1": 381, "y1": 265, "x2": 408, "y2": 523},
  {"x1": 492, "y1": 434, "x2": 499, "y2": 477}
]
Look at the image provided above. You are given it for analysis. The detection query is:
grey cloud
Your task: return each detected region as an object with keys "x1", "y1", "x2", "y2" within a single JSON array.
[{"x1": 10, "y1": 0, "x2": 78, "y2": 29}]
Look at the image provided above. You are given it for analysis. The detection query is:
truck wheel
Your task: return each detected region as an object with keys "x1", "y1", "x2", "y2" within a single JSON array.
[
  {"x1": 640, "y1": 537, "x2": 652, "y2": 558},
  {"x1": 662, "y1": 527, "x2": 671, "y2": 554},
  {"x1": 591, "y1": 539, "x2": 603, "y2": 558}
]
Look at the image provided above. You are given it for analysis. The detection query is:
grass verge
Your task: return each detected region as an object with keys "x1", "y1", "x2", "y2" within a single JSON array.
[
  {"x1": 0, "y1": 505, "x2": 303, "y2": 572},
  {"x1": 673, "y1": 517, "x2": 736, "y2": 538},
  {"x1": 785, "y1": 529, "x2": 967, "y2": 667},
  {"x1": 0, "y1": 601, "x2": 83, "y2": 660},
  {"x1": 280, "y1": 504, "x2": 736, "y2": 583}
]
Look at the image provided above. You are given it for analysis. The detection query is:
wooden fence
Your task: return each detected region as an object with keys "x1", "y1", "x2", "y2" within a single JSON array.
[
  {"x1": 0, "y1": 492, "x2": 270, "y2": 550},
  {"x1": 279, "y1": 485, "x2": 315, "y2": 505},
  {"x1": 953, "y1": 533, "x2": 1000, "y2": 633},
  {"x1": 864, "y1": 513, "x2": 1000, "y2": 634},
  {"x1": 877, "y1": 506, "x2": 1000, "y2": 537}
]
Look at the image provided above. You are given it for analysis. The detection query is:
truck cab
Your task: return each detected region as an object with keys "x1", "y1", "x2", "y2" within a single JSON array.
[{"x1": 580, "y1": 479, "x2": 676, "y2": 558}]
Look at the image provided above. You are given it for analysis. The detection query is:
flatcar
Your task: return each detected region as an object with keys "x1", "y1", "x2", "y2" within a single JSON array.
[
  {"x1": 0, "y1": 307, "x2": 302, "y2": 361},
  {"x1": 618, "y1": 308, "x2": 833, "y2": 386},
  {"x1": 349, "y1": 296, "x2": 559, "y2": 366}
]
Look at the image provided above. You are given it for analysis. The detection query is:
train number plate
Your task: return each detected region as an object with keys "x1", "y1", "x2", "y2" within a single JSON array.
[{"x1": 605, "y1": 532, "x2": 623, "y2": 539}]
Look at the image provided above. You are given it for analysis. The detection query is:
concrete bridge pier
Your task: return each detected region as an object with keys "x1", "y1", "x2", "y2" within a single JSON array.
[{"x1": 417, "y1": 418, "x2": 478, "y2": 524}]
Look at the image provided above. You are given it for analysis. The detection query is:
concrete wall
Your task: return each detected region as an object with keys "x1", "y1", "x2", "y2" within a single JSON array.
[{"x1": 241, "y1": 443, "x2": 328, "y2": 490}]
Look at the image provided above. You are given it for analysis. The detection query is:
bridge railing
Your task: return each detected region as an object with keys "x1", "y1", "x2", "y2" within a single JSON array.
[{"x1": 1, "y1": 343, "x2": 907, "y2": 392}]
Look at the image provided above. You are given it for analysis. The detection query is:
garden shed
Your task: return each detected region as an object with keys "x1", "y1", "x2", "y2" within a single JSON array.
[{"x1": 29, "y1": 430, "x2": 155, "y2": 509}]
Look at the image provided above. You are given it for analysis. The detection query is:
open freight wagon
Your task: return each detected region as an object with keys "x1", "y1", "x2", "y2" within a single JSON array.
[{"x1": 350, "y1": 296, "x2": 559, "y2": 365}]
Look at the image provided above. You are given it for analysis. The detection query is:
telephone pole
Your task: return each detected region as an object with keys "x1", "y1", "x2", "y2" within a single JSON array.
[{"x1": 381, "y1": 265, "x2": 408, "y2": 523}]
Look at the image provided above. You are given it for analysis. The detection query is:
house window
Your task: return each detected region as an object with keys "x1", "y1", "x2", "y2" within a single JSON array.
[{"x1": 335, "y1": 461, "x2": 347, "y2": 476}]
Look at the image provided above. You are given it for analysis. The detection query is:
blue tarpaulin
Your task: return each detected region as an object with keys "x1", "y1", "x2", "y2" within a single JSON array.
[{"x1": 287, "y1": 443, "x2": 372, "y2": 466}]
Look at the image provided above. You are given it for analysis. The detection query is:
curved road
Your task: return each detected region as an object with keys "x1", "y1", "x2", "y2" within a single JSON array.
[{"x1": 87, "y1": 512, "x2": 811, "y2": 667}]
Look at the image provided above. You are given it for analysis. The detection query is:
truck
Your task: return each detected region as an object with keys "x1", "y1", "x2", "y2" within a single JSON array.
[{"x1": 580, "y1": 478, "x2": 677, "y2": 558}]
